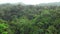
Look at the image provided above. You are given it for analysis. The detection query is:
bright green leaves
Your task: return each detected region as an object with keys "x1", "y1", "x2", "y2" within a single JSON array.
[
  {"x1": 0, "y1": 23, "x2": 8, "y2": 34},
  {"x1": 0, "y1": 19, "x2": 8, "y2": 34}
]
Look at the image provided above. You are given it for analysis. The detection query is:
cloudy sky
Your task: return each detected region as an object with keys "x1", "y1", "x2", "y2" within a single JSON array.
[{"x1": 0, "y1": 0, "x2": 60, "y2": 5}]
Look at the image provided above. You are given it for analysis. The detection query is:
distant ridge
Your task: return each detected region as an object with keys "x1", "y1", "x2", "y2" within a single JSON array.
[{"x1": 38, "y1": 2, "x2": 60, "y2": 6}]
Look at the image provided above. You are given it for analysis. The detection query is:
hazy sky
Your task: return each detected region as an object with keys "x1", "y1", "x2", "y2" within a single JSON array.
[{"x1": 0, "y1": 0, "x2": 60, "y2": 5}]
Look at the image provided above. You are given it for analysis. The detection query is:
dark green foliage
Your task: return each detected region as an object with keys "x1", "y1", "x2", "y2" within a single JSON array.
[{"x1": 0, "y1": 3, "x2": 60, "y2": 34}]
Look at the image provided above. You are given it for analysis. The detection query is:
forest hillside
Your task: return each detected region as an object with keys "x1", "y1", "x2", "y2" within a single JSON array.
[{"x1": 0, "y1": 2, "x2": 60, "y2": 34}]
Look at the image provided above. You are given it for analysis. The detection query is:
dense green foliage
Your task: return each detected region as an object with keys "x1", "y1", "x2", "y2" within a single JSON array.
[
  {"x1": 0, "y1": 19, "x2": 8, "y2": 34},
  {"x1": 0, "y1": 3, "x2": 60, "y2": 34}
]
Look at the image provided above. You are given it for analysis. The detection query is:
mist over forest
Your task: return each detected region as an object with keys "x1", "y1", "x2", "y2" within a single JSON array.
[{"x1": 0, "y1": 2, "x2": 60, "y2": 34}]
